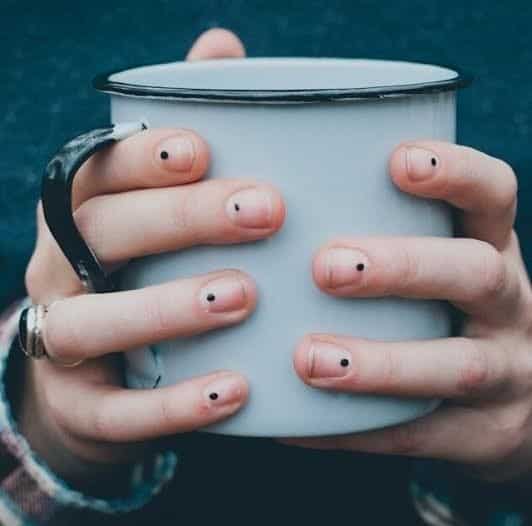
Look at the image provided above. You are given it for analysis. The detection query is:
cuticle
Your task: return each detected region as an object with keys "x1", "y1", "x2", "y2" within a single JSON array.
[
  {"x1": 238, "y1": 277, "x2": 248, "y2": 304},
  {"x1": 404, "y1": 146, "x2": 412, "y2": 175},
  {"x1": 324, "y1": 250, "x2": 334, "y2": 286},
  {"x1": 307, "y1": 343, "x2": 316, "y2": 378},
  {"x1": 188, "y1": 133, "x2": 197, "y2": 168}
]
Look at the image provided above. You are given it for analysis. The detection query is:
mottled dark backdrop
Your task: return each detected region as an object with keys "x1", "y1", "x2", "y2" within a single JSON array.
[{"x1": 1, "y1": 0, "x2": 531, "y2": 308}]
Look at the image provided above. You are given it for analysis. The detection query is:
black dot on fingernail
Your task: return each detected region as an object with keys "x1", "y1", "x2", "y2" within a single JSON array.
[
  {"x1": 160, "y1": 150, "x2": 169, "y2": 160},
  {"x1": 356, "y1": 263, "x2": 365, "y2": 271},
  {"x1": 206, "y1": 293, "x2": 216, "y2": 302},
  {"x1": 431, "y1": 157, "x2": 437, "y2": 167},
  {"x1": 234, "y1": 203, "x2": 240, "y2": 211},
  {"x1": 340, "y1": 358, "x2": 350, "y2": 367},
  {"x1": 209, "y1": 392, "x2": 218, "y2": 400}
]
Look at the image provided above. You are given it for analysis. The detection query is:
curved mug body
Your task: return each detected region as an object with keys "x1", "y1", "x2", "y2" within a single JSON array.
[{"x1": 102, "y1": 58, "x2": 461, "y2": 436}]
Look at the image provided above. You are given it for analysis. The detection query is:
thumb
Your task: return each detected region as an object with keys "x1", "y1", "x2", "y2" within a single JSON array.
[{"x1": 186, "y1": 28, "x2": 246, "y2": 61}]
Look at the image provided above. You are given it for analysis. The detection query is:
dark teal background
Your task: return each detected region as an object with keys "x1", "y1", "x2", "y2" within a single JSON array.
[
  {"x1": 1, "y1": 3, "x2": 532, "y2": 522},
  {"x1": 1, "y1": 0, "x2": 531, "y2": 307}
]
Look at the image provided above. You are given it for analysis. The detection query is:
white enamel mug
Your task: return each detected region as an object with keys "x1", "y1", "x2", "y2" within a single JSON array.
[{"x1": 42, "y1": 58, "x2": 470, "y2": 437}]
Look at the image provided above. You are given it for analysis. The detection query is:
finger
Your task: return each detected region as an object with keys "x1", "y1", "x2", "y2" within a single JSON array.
[
  {"x1": 280, "y1": 404, "x2": 524, "y2": 466},
  {"x1": 28, "y1": 177, "x2": 285, "y2": 303},
  {"x1": 77, "y1": 27, "x2": 247, "y2": 202},
  {"x1": 186, "y1": 28, "x2": 246, "y2": 61},
  {"x1": 293, "y1": 334, "x2": 511, "y2": 399},
  {"x1": 42, "y1": 270, "x2": 257, "y2": 363},
  {"x1": 312, "y1": 236, "x2": 522, "y2": 322},
  {"x1": 73, "y1": 128, "x2": 210, "y2": 207},
  {"x1": 27, "y1": 127, "x2": 212, "y2": 301},
  {"x1": 28, "y1": 28, "x2": 245, "y2": 301},
  {"x1": 389, "y1": 141, "x2": 518, "y2": 250},
  {"x1": 74, "y1": 179, "x2": 285, "y2": 265},
  {"x1": 51, "y1": 369, "x2": 248, "y2": 442}
]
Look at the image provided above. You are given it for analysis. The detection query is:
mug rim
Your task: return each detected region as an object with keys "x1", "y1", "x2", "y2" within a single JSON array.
[{"x1": 93, "y1": 57, "x2": 472, "y2": 103}]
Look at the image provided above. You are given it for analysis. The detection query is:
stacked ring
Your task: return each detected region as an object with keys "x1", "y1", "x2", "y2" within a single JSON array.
[
  {"x1": 18, "y1": 304, "x2": 48, "y2": 360},
  {"x1": 18, "y1": 305, "x2": 84, "y2": 367}
]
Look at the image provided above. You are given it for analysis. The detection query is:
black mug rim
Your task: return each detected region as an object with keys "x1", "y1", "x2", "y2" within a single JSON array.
[{"x1": 93, "y1": 57, "x2": 472, "y2": 103}]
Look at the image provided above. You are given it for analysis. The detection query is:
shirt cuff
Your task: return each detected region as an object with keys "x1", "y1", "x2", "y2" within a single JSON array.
[
  {"x1": 0, "y1": 299, "x2": 178, "y2": 525},
  {"x1": 410, "y1": 458, "x2": 530, "y2": 526}
]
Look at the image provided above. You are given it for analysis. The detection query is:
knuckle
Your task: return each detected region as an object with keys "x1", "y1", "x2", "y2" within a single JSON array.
[
  {"x1": 142, "y1": 293, "x2": 175, "y2": 339},
  {"x1": 475, "y1": 241, "x2": 507, "y2": 303},
  {"x1": 42, "y1": 381, "x2": 68, "y2": 429},
  {"x1": 395, "y1": 246, "x2": 421, "y2": 295},
  {"x1": 446, "y1": 147, "x2": 478, "y2": 202},
  {"x1": 170, "y1": 187, "x2": 194, "y2": 238},
  {"x1": 456, "y1": 337, "x2": 490, "y2": 396},
  {"x1": 93, "y1": 405, "x2": 115, "y2": 441},
  {"x1": 495, "y1": 160, "x2": 518, "y2": 213},
  {"x1": 43, "y1": 304, "x2": 82, "y2": 361},
  {"x1": 378, "y1": 347, "x2": 401, "y2": 391},
  {"x1": 388, "y1": 422, "x2": 424, "y2": 455},
  {"x1": 496, "y1": 426, "x2": 526, "y2": 461},
  {"x1": 157, "y1": 395, "x2": 177, "y2": 430},
  {"x1": 488, "y1": 407, "x2": 528, "y2": 462},
  {"x1": 460, "y1": 146, "x2": 480, "y2": 182},
  {"x1": 42, "y1": 381, "x2": 84, "y2": 440},
  {"x1": 462, "y1": 147, "x2": 477, "y2": 179}
]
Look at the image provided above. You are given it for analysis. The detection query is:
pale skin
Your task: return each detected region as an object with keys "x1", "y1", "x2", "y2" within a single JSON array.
[{"x1": 20, "y1": 28, "x2": 532, "y2": 493}]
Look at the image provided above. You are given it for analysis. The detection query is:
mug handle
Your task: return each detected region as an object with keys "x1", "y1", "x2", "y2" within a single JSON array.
[{"x1": 41, "y1": 121, "x2": 146, "y2": 293}]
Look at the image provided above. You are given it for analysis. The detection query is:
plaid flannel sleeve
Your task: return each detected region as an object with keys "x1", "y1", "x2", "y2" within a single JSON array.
[
  {"x1": 409, "y1": 459, "x2": 531, "y2": 526},
  {"x1": 0, "y1": 300, "x2": 178, "y2": 525}
]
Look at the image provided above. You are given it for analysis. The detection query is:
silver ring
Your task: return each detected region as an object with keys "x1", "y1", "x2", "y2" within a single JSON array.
[
  {"x1": 18, "y1": 304, "x2": 84, "y2": 367},
  {"x1": 18, "y1": 304, "x2": 48, "y2": 359}
]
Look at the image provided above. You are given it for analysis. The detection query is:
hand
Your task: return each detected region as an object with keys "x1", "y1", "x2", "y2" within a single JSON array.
[
  {"x1": 284, "y1": 141, "x2": 532, "y2": 484},
  {"x1": 20, "y1": 29, "x2": 285, "y2": 491}
]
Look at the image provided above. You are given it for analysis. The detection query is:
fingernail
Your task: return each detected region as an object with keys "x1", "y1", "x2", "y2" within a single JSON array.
[
  {"x1": 405, "y1": 147, "x2": 439, "y2": 181},
  {"x1": 226, "y1": 188, "x2": 273, "y2": 228},
  {"x1": 199, "y1": 276, "x2": 247, "y2": 313},
  {"x1": 325, "y1": 248, "x2": 369, "y2": 288},
  {"x1": 308, "y1": 341, "x2": 352, "y2": 379},
  {"x1": 156, "y1": 134, "x2": 195, "y2": 171},
  {"x1": 204, "y1": 375, "x2": 244, "y2": 406}
]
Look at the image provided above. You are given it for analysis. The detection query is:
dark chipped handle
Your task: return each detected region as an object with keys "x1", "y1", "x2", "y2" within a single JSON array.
[{"x1": 41, "y1": 122, "x2": 146, "y2": 293}]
